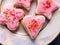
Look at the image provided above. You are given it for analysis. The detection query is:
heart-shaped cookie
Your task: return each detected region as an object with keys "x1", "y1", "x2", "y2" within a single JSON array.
[{"x1": 22, "y1": 15, "x2": 45, "y2": 39}]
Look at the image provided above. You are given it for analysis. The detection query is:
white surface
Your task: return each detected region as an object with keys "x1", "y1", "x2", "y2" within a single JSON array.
[{"x1": 0, "y1": 0, "x2": 60, "y2": 45}]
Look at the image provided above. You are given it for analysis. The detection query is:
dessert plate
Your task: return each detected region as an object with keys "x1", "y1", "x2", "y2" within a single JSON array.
[{"x1": 0, "y1": 0, "x2": 60, "y2": 45}]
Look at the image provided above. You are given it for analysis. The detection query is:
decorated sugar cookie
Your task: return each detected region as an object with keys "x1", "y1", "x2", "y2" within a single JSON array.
[
  {"x1": 36, "y1": 0, "x2": 59, "y2": 19},
  {"x1": 22, "y1": 15, "x2": 45, "y2": 39},
  {"x1": 0, "y1": 7, "x2": 24, "y2": 31},
  {"x1": 14, "y1": 0, "x2": 32, "y2": 11}
]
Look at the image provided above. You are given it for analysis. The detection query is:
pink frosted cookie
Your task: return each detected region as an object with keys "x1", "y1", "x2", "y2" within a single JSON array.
[
  {"x1": 0, "y1": 7, "x2": 24, "y2": 31},
  {"x1": 22, "y1": 15, "x2": 45, "y2": 39},
  {"x1": 14, "y1": 0, "x2": 32, "y2": 11},
  {"x1": 36, "y1": 0, "x2": 59, "y2": 19}
]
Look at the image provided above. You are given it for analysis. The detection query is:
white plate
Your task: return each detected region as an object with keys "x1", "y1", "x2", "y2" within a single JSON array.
[{"x1": 0, "y1": 0, "x2": 60, "y2": 45}]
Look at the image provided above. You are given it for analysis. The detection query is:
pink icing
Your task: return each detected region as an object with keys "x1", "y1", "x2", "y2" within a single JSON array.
[
  {"x1": 36, "y1": 0, "x2": 59, "y2": 19},
  {"x1": 23, "y1": 15, "x2": 45, "y2": 39},
  {"x1": 15, "y1": 0, "x2": 32, "y2": 10},
  {"x1": 0, "y1": 7, "x2": 24, "y2": 31}
]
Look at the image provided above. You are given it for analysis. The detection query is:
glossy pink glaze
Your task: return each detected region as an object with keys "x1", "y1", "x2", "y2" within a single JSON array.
[
  {"x1": 15, "y1": 0, "x2": 32, "y2": 10},
  {"x1": 36, "y1": 0, "x2": 59, "y2": 19},
  {"x1": 0, "y1": 7, "x2": 24, "y2": 31},
  {"x1": 22, "y1": 15, "x2": 45, "y2": 39}
]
